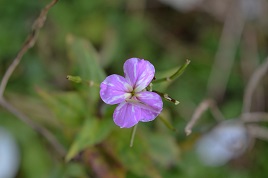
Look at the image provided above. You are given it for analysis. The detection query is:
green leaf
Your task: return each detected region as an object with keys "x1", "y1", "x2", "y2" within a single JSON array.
[
  {"x1": 6, "y1": 93, "x2": 59, "y2": 127},
  {"x1": 147, "y1": 133, "x2": 180, "y2": 167},
  {"x1": 67, "y1": 35, "x2": 105, "y2": 81},
  {"x1": 99, "y1": 29, "x2": 118, "y2": 67},
  {"x1": 37, "y1": 88, "x2": 86, "y2": 127},
  {"x1": 49, "y1": 162, "x2": 88, "y2": 178},
  {"x1": 108, "y1": 129, "x2": 161, "y2": 178},
  {"x1": 66, "y1": 117, "x2": 114, "y2": 161},
  {"x1": 66, "y1": 35, "x2": 106, "y2": 106}
]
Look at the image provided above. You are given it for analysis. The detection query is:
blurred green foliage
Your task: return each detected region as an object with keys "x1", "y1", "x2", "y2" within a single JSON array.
[{"x1": 0, "y1": 0, "x2": 268, "y2": 178}]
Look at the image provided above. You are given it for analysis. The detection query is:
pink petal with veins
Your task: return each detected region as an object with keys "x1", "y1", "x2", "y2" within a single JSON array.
[
  {"x1": 100, "y1": 74, "x2": 132, "y2": 105},
  {"x1": 123, "y1": 58, "x2": 155, "y2": 92},
  {"x1": 113, "y1": 102, "x2": 141, "y2": 128},
  {"x1": 136, "y1": 91, "x2": 163, "y2": 122}
]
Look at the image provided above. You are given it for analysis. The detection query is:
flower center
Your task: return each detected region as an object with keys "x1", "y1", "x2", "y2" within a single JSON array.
[{"x1": 130, "y1": 90, "x2": 135, "y2": 97}]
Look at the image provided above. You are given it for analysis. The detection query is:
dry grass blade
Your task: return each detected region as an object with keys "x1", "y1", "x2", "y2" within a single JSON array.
[{"x1": 185, "y1": 99, "x2": 224, "y2": 136}]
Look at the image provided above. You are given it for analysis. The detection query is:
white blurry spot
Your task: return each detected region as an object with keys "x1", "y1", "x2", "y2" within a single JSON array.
[
  {"x1": 196, "y1": 120, "x2": 249, "y2": 167},
  {"x1": 0, "y1": 128, "x2": 20, "y2": 178}
]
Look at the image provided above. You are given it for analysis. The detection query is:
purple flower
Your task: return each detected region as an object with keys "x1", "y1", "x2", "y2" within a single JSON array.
[{"x1": 100, "y1": 58, "x2": 163, "y2": 128}]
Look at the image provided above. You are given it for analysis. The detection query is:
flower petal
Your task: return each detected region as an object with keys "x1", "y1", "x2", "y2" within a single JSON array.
[
  {"x1": 135, "y1": 91, "x2": 163, "y2": 122},
  {"x1": 123, "y1": 58, "x2": 155, "y2": 92},
  {"x1": 113, "y1": 92, "x2": 163, "y2": 128},
  {"x1": 113, "y1": 102, "x2": 141, "y2": 128},
  {"x1": 100, "y1": 74, "x2": 132, "y2": 105}
]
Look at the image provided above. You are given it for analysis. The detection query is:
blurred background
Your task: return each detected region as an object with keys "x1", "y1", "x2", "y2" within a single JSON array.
[{"x1": 0, "y1": 0, "x2": 268, "y2": 177}]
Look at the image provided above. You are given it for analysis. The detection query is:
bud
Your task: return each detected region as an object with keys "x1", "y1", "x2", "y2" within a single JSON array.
[{"x1": 66, "y1": 75, "x2": 82, "y2": 83}]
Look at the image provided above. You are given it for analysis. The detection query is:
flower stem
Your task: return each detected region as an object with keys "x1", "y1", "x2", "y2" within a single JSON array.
[
  {"x1": 153, "y1": 59, "x2": 190, "y2": 84},
  {"x1": 159, "y1": 115, "x2": 176, "y2": 131},
  {"x1": 66, "y1": 75, "x2": 100, "y2": 87},
  {"x1": 130, "y1": 124, "x2": 138, "y2": 147}
]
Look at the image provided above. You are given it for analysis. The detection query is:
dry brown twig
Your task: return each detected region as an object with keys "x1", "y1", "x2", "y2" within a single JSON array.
[
  {"x1": 185, "y1": 99, "x2": 224, "y2": 135},
  {"x1": 186, "y1": 57, "x2": 268, "y2": 138},
  {"x1": 0, "y1": 0, "x2": 66, "y2": 157},
  {"x1": 189, "y1": 0, "x2": 268, "y2": 138},
  {"x1": 0, "y1": 98, "x2": 66, "y2": 156},
  {"x1": 242, "y1": 112, "x2": 268, "y2": 123},
  {"x1": 240, "y1": 57, "x2": 268, "y2": 140},
  {"x1": 0, "y1": 0, "x2": 59, "y2": 97},
  {"x1": 240, "y1": 27, "x2": 265, "y2": 112},
  {"x1": 247, "y1": 124, "x2": 268, "y2": 142},
  {"x1": 242, "y1": 57, "x2": 268, "y2": 114}
]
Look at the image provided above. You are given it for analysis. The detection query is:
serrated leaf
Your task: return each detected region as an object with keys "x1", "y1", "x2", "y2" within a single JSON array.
[{"x1": 66, "y1": 117, "x2": 114, "y2": 161}]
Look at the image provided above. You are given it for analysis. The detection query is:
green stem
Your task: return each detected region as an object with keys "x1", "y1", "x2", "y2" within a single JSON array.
[
  {"x1": 159, "y1": 115, "x2": 176, "y2": 132},
  {"x1": 153, "y1": 90, "x2": 179, "y2": 105},
  {"x1": 130, "y1": 124, "x2": 138, "y2": 147},
  {"x1": 153, "y1": 59, "x2": 190, "y2": 84},
  {"x1": 66, "y1": 75, "x2": 100, "y2": 87}
]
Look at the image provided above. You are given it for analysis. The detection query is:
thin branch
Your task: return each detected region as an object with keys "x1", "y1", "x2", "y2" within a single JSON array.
[
  {"x1": 240, "y1": 27, "x2": 265, "y2": 112},
  {"x1": 185, "y1": 99, "x2": 224, "y2": 136},
  {"x1": 242, "y1": 57, "x2": 268, "y2": 113},
  {"x1": 0, "y1": 0, "x2": 59, "y2": 98},
  {"x1": 241, "y1": 112, "x2": 268, "y2": 123},
  {"x1": 247, "y1": 124, "x2": 268, "y2": 142},
  {"x1": 0, "y1": 98, "x2": 66, "y2": 157},
  {"x1": 0, "y1": 0, "x2": 65, "y2": 157},
  {"x1": 205, "y1": 100, "x2": 226, "y2": 121}
]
